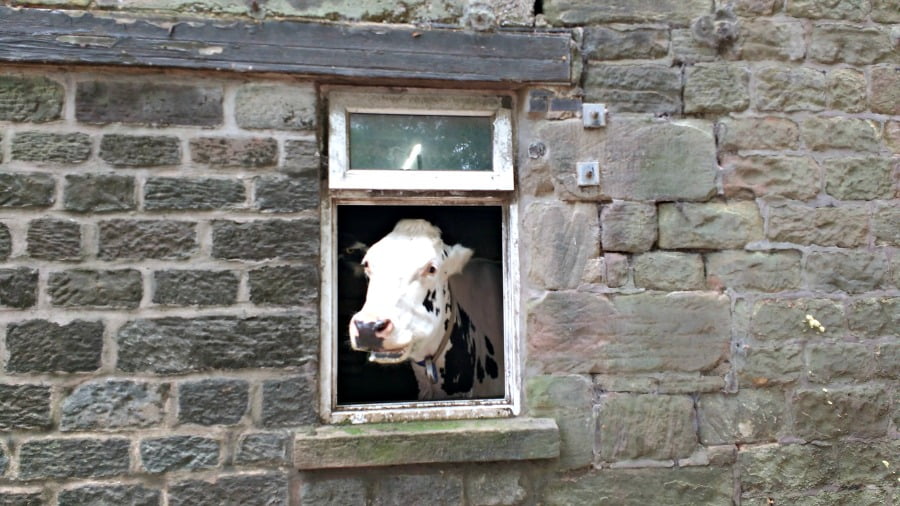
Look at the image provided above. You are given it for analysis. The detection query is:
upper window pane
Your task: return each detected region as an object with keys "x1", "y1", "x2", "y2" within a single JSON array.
[{"x1": 349, "y1": 114, "x2": 493, "y2": 171}]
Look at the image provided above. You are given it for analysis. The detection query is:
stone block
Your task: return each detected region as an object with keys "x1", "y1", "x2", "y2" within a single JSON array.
[
  {"x1": 543, "y1": 468, "x2": 733, "y2": 505},
  {"x1": 144, "y1": 177, "x2": 245, "y2": 211},
  {"x1": 299, "y1": 477, "x2": 366, "y2": 506},
  {"x1": 871, "y1": 0, "x2": 900, "y2": 21},
  {"x1": 887, "y1": 121, "x2": 900, "y2": 153},
  {"x1": 57, "y1": 485, "x2": 160, "y2": 506},
  {"x1": 235, "y1": 433, "x2": 290, "y2": 466},
  {"x1": 235, "y1": 83, "x2": 316, "y2": 130},
  {"x1": 27, "y1": 218, "x2": 81, "y2": 261},
  {"x1": 809, "y1": 23, "x2": 895, "y2": 65},
  {"x1": 18, "y1": 438, "x2": 130, "y2": 480},
  {"x1": 671, "y1": 29, "x2": 718, "y2": 64},
  {"x1": 594, "y1": 373, "x2": 724, "y2": 394},
  {"x1": 0, "y1": 75, "x2": 63, "y2": 122},
  {"x1": 61, "y1": 380, "x2": 167, "y2": 431},
  {"x1": 153, "y1": 270, "x2": 238, "y2": 306},
  {"x1": 99, "y1": 220, "x2": 196, "y2": 260},
  {"x1": 871, "y1": 65, "x2": 900, "y2": 115},
  {"x1": 767, "y1": 203, "x2": 868, "y2": 247},
  {"x1": 254, "y1": 174, "x2": 319, "y2": 213},
  {"x1": 802, "y1": 118, "x2": 881, "y2": 152},
  {"x1": 63, "y1": 174, "x2": 135, "y2": 213},
  {"x1": 117, "y1": 315, "x2": 316, "y2": 374},
  {"x1": 658, "y1": 202, "x2": 763, "y2": 250},
  {"x1": 466, "y1": 468, "x2": 527, "y2": 506},
  {"x1": 805, "y1": 250, "x2": 889, "y2": 293},
  {"x1": 582, "y1": 26, "x2": 668, "y2": 60},
  {"x1": 684, "y1": 63, "x2": 750, "y2": 113},
  {"x1": 190, "y1": 137, "x2": 278, "y2": 168},
  {"x1": 848, "y1": 297, "x2": 900, "y2": 338},
  {"x1": 786, "y1": 0, "x2": 870, "y2": 20},
  {"x1": 140, "y1": 435, "x2": 219, "y2": 473},
  {"x1": 76, "y1": 81, "x2": 223, "y2": 126},
  {"x1": 0, "y1": 173, "x2": 55, "y2": 209},
  {"x1": 528, "y1": 291, "x2": 730, "y2": 374},
  {"x1": 583, "y1": 64, "x2": 680, "y2": 114},
  {"x1": 248, "y1": 265, "x2": 318, "y2": 306},
  {"x1": 261, "y1": 372, "x2": 318, "y2": 427},
  {"x1": 0, "y1": 384, "x2": 51, "y2": 430},
  {"x1": 791, "y1": 385, "x2": 890, "y2": 439},
  {"x1": 99, "y1": 134, "x2": 181, "y2": 167},
  {"x1": 523, "y1": 202, "x2": 599, "y2": 290},
  {"x1": 805, "y1": 342, "x2": 873, "y2": 383},
  {"x1": 604, "y1": 253, "x2": 629, "y2": 288},
  {"x1": 747, "y1": 298, "x2": 843, "y2": 342},
  {"x1": 824, "y1": 156, "x2": 894, "y2": 200},
  {"x1": 698, "y1": 390, "x2": 786, "y2": 444},
  {"x1": 734, "y1": 0, "x2": 777, "y2": 14},
  {"x1": 6, "y1": 319, "x2": 103, "y2": 373},
  {"x1": 737, "y1": 345, "x2": 804, "y2": 386},
  {"x1": 721, "y1": 155, "x2": 818, "y2": 200},
  {"x1": 169, "y1": 473, "x2": 289, "y2": 506},
  {"x1": 48, "y1": 269, "x2": 142, "y2": 308},
  {"x1": 0, "y1": 268, "x2": 38, "y2": 308},
  {"x1": 0, "y1": 224, "x2": 9, "y2": 260},
  {"x1": 544, "y1": 0, "x2": 710, "y2": 25},
  {"x1": 11, "y1": 132, "x2": 91, "y2": 164},
  {"x1": 0, "y1": 490, "x2": 43, "y2": 506},
  {"x1": 739, "y1": 443, "x2": 834, "y2": 495},
  {"x1": 632, "y1": 252, "x2": 704, "y2": 291},
  {"x1": 178, "y1": 378, "x2": 249, "y2": 426},
  {"x1": 873, "y1": 203, "x2": 900, "y2": 246},
  {"x1": 526, "y1": 375, "x2": 593, "y2": 470},
  {"x1": 736, "y1": 19, "x2": 806, "y2": 61},
  {"x1": 717, "y1": 118, "x2": 800, "y2": 152},
  {"x1": 600, "y1": 201, "x2": 656, "y2": 253},
  {"x1": 875, "y1": 342, "x2": 899, "y2": 378},
  {"x1": 595, "y1": 393, "x2": 696, "y2": 462},
  {"x1": 827, "y1": 68, "x2": 867, "y2": 112},
  {"x1": 281, "y1": 138, "x2": 320, "y2": 176},
  {"x1": 212, "y1": 219, "x2": 318, "y2": 261},
  {"x1": 755, "y1": 65, "x2": 827, "y2": 112},
  {"x1": 372, "y1": 474, "x2": 462, "y2": 506}
]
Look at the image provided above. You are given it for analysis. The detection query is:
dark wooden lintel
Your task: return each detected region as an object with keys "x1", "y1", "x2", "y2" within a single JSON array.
[{"x1": 0, "y1": 6, "x2": 573, "y2": 84}]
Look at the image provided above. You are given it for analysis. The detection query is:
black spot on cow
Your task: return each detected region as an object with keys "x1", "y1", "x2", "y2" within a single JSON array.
[
  {"x1": 485, "y1": 355, "x2": 499, "y2": 379},
  {"x1": 484, "y1": 335, "x2": 495, "y2": 356},
  {"x1": 444, "y1": 318, "x2": 450, "y2": 330},
  {"x1": 423, "y1": 290, "x2": 436, "y2": 313},
  {"x1": 441, "y1": 307, "x2": 476, "y2": 396},
  {"x1": 476, "y1": 358, "x2": 485, "y2": 382}
]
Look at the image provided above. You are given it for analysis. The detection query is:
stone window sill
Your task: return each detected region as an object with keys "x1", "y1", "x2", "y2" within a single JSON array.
[{"x1": 294, "y1": 417, "x2": 560, "y2": 469}]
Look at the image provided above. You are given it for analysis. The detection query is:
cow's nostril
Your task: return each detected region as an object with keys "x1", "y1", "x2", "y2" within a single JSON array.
[{"x1": 374, "y1": 319, "x2": 391, "y2": 333}]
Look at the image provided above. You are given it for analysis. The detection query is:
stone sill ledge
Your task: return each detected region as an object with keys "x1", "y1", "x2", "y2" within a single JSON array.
[{"x1": 294, "y1": 417, "x2": 560, "y2": 469}]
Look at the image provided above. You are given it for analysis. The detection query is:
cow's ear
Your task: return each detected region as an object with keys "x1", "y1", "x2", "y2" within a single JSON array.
[{"x1": 442, "y1": 244, "x2": 473, "y2": 276}]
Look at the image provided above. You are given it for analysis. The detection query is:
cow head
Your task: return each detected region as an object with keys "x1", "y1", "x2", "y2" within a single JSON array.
[{"x1": 348, "y1": 219, "x2": 472, "y2": 364}]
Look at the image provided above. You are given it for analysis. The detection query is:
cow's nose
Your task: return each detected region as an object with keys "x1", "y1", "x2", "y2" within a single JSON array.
[{"x1": 353, "y1": 319, "x2": 391, "y2": 349}]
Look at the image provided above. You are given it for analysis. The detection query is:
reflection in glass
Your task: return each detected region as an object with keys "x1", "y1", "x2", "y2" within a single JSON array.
[{"x1": 349, "y1": 114, "x2": 493, "y2": 171}]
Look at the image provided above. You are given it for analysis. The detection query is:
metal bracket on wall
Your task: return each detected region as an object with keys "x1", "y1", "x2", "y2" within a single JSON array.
[
  {"x1": 582, "y1": 103, "x2": 606, "y2": 128},
  {"x1": 576, "y1": 161, "x2": 600, "y2": 186}
]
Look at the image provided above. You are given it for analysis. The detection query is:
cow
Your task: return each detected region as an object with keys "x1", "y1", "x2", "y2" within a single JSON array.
[{"x1": 348, "y1": 219, "x2": 504, "y2": 400}]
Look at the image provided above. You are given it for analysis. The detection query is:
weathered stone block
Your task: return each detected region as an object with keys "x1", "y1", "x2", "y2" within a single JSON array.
[
  {"x1": 583, "y1": 64, "x2": 680, "y2": 114},
  {"x1": 805, "y1": 250, "x2": 889, "y2": 293},
  {"x1": 57, "y1": 485, "x2": 160, "y2": 506},
  {"x1": 802, "y1": 117, "x2": 881, "y2": 152},
  {"x1": 248, "y1": 265, "x2": 318, "y2": 306},
  {"x1": 178, "y1": 378, "x2": 248, "y2": 426},
  {"x1": 873, "y1": 203, "x2": 900, "y2": 246},
  {"x1": 0, "y1": 490, "x2": 43, "y2": 506},
  {"x1": 465, "y1": 468, "x2": 527, "y2": 506},
  {"x1": 739, "y1": 443, "x2": 834, "y2": 495},
  {"x1": 235, "y1": 433, "x2": 290, "y2": 466},
  {"x1": 281, "y1": 138, "x2": 320, "y2": 176},
  {"x1": 809, "y1": 23, "x2": 895, "y2": 65},
  {"x1": 737, "y1": 345, "x2": 804, "y2": 387},
  {"x1": 140, "y1": 435, "x2": 220, "y2": 473},
  {"x1": 99, "y1": 134, "x2": 180, "y2": 167},
  {"x1": 871, "y1": 65, "x2": 900, "y2": 115},
  {"x1": 582, "y1": 26, "x2": 668, "y2": 60},
  {"x1": 0, "y1": 173, "x2": 55, "y2": 209},
  {"x1": 144, "y1": 177, "x2": 245, "y2": 211},
  {"x1": 190, "y1": 137, "x2": 278, "y2": 168},
  {"x1": 0, "y1": 268, "x2": 38, "y2": 308},
  {"x1": 27, "y1": 218, "x2": 81, "y2": 261},
  {"x1": 299, "y1": 477, "x2": 366, "y2": 506},
  {"x1": 235, "y1": 84, "x2": 316, "y2": 130},
  {"x1": 633, "y1": 252, "x2": 704, "y2": 291},
  {"x1": 658, "y1": 202, "x2": 763, "y2": 250},
  {"x1": 61, "y1": 380, "x2": 167, "y2": 431},
  {"x1": 526, "y1": 375, "x2": 593, "y2": 470},
  {"x1": 736, "y1": 19, "x2": 805, "y2": 61},
  {"x1": 747, "y1": 298, "x2": 843, "y2": 342},
  {"x1": 11, "y1": 132, "x2": 91, "y2": 164},
  {"x1": 827, "y1": 68, "x2": 867, "y2": 112},
  {"x1": 544, "y1": 0, "x2": 709, "y2": 25},
  {"x1": 887, "y1": 121, "x2": 900, "y2": 153},
  {"x1": 523, "y1": 202, "x2": 599, "y2": 290},
  {"x1": 212, "y1": 219, "x2": 318, "y2": 261},
  {"x1": 824, "y1": 156, "x2": 894, "y2": 199},
  {"x1": 871, "y1": 0, "x2": 900, "y2": 21},
  {"x1": 153, "y1": 270, "x2": 238, "y2": 306},
  {"x1": 594, "y1": 373, "x2": 724, "y2": 394},
  {"x1": 169, "y1": 473, "x2": 289, "y2": 506},
  {"x1": 791, "y1": 385, "x2": 890, "y2": 439},
  {"x1": 767, "y1": 203, "x2": 868, "y2": 247},
  {"x1": 599, "y1": 201, "x2": 656, "y2": 253},
  {"x1": 0, "y1": 75, "x2": 63, "y2": 122},
  {"x1": 847, "y1": 297, "x2": 900, "y2": 338},
  {"x1": 734, "y1": 0, "x2": 777, "y2": 15},
  {"x1": 596, "y1": 393, "x2": 696, "y2": 461},
  {"x1": 806, "y1": 342, "x2": 873, "y2": 383},
  {"x1": 262, "y1": 372, "x2": 318, "y2": 427},
  {"x1": 0, "y1": 442, "x2": 7, "y2": 475},
  {"x1": 0, "y1": 224, "x2": 9, "y2": 260},
  {"x1": 76, "y1": 81, "x2": 223, "y2": 126},
  {"x1": 721, "y1": 155, "x2": 818, "y2": 200},
  {"x1": 63, "y1": 174, "x2": 135, "y2": 213},
  {"x1": 99, "y1": 220, "x2": 196, "y2": 260},
  {"x1": 117, "y1": 315, "x2": 316, "y2": 374},
  {"x1": 717, "y1": 118, "x2": 800, "y2": 152},
  {"x1": 698, "y1": 390, "x2": 786, "y2": 444},
  {"x1": 48, "y1": 269, "x2": 142, "y2": 308},
  {"x1": 875, "y1": 342, "x2": 899, "y2": 378},
  {"x1": 528, "y1": 291, "x2": 729, "y2": 374},
  {"x1": 6, "y1": 319, "x2": 103, "y2": 373},
  {"x1": 373, "y1": 474, "x2": 463, "y2": 506},
  {"x1": 708, "y1": 251, "x2": 803, "y2": 292},
  {"x1": 755, "y1": 65, "x2": 827, "y2": 112},
  {"x1": 18, "y1": 438, "x2": 130, "y2": 480},
  {"x1": 786, "y1": 0, "x2": 870, "y2": 20},
  {"x1": 254, "y1": 174, "x2": 319, "y2": 213},
  {"x1": 684, "y1": 63, "x2": 750, "y2": 113},
  {"x1": 671, "y1": 29, "x2": 718, "y2": 64},
  {"x1": 543, "y1": 468, "x2": 733, "y2": 505},
  {"x1": 0, "y1": 384, "x2": 51, "y2": 430}
]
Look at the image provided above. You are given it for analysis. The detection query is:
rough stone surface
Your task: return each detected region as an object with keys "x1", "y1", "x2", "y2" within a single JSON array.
[
  {"x1": 0, "y1": 384, "x2": 51, "y2": 430},
  {"x1": 0, "y1": 490, "x2": 44, "y2": 506},
  {"x1": 658, "y1": 202, "x2": 763, "y2": 250},
  {"x1": 261, "y1": 372, "x2": 318, "y2": 427},
  {"x1": 707, "y1": 251, "x2": 802, "y2": 292},
  {"x1": 0, "y1": 75, "x2": 63, "y2": 122},
  {"x1": 543, "y1": 468, "x2": 733, "y2": 505},
  {"x1": 190, "y1": 137, "x2": 278, "y2": 168},
  {"x1": 600, "y1": 201, "x2": 656, "y2": 253},
  {"x1": 745, "y1": 298, "x2": 844, "y2": 342},
  {"x1": 737, "y1": 344, "x2": 804, "y2": 386},
  {"x1": 809, "y1": 23, "x2": 894, "y2": 65},
  {"x1": 872, "y1": 203, "x2": 900, "y2": 246},
  {"x1": 178, "y1": 378, "x2": 249, "y2": 426},
  {"x1": 235, "y1": 84, "x2": 316, "y2": 130},
  {"x1": 801, "y1": 118, "x2": 881, "y2": 152},
  {"x1": 281, "y1": 138, "x2": 320, "y2": 176},
  {"x1": 235, "y1": 433, "x2": 290, "y2": 465},
  {"x1": 671, "y1": 28, "x2": 718, "y2": 64},
  {"x1": 805, "y1": 250, "x2": 888, "y2": 293},
  {"x1": 153, "y1": 270, "x2": 238, "y2": 306},
  {"x1": 117, "y1": 315, "x2": 316, "y2": 373},
  {"x1": 824, "y1": 156, "x2": 894, "y2": 200},
  {"x1": 847, "y1": 297, "x2": 900, "y2": 338},
  {"x1": 0, "y1": 224, "x2": 9, "y2": 260},
  {"x1": 872, "y1": 0, "x2": 900, "y2": 21},
  {"x1": 63, "y1": 174, "x2": 135, "y2": 213},
  {"x1": 76, "y1": 81, "x2": 223, "y2": 126},
  {"x1": 0, "y1": 173, "x2": 55, "y2": 209},
  {"x1": 0, "y1": 268, "x2": 38, "y2": 308},
  {"x1": 18, "y1": 438, "x2": 130, "y2": 480},
  {"x1": 684, "y1": 63, "x2": 750, "y2": 113},
  {"x1": 523, "y1": 202, "x2": 599, "y2": 289},
  {"x1": 526, "y1": 375, "x2": 593, "y2": 470},
  {"x1": 11, "y1": 132, "x2": 91, "y2": 164},
  {"x1": 57, "y1": 485, "x2": 160, "y2": 506},
  {"x1": 6, "y1": 319, "x2": 104, "y2": 373},
  {"x1": 466, "y1": 468, "x2": 527, "y2": 506},
  {"x1": 739, "y1": 443, "x2": 835, "y2": 495},
  {"x1": 786, "y1": 0, "x2": 870, "y2": 20},
  {"x1": 372, "y1": 474, "x2": 463, "y2": 506},
  {"x1": 582, "y1": 26, "x2": 668, "y2": 60},
  {"x1": 767, "y1": 203, "x2": 869, "y2": 247},
  {"x1": 299, "y1": 477, "x2": 366, "y2": 506},
  {"x1": 254, "y1": 174, "x2": 319, "y2": 212},
  {"x1": 756, "y1": 65, "x2": 827, "y2": 112},
  {"x1": 144, "y1": 177, "x2": 245, "y2": 211},
  {"x1": 826, "y1": 68, "x2": 867, "y2": 112},
  {"x1": 886, "y1": 121, "x2": 900, "y2": 153},
  {"x1": 736, "y1": 19, "x2": 806, "y2": 61},
  {"x1": 791, "y1": 386, "x2": 890, "y2": 439},
  {"x1": 248, "y1": 265, "x2": 318, "y2": 306},
  {"x1": 721, "y1": 155, "x2": 819, "y2": 200},
  {"x1": 583, "y1": 64, "x2": 681, "y2": 114},
  {"x1": 99, "y1": 134, "x2": 181, "y2": 167},
  {"x1": 806, "y1": 342, "x2": 874, "y2": 383},
  {"x1": 48, "y1": 269, "x2": 142, "y2": 308},
  {"x1": 140, "y1": 435, "x2": 220, "y2": 473},
  {"x1": 595, "y1": 393, "x2": 697, "y2": 461},
  {"x1": 212, "y1": 219, "x2": 319, "y2": 261},
  {"x1": 632, "y1": 251, "x2": 704, "y2": 291},
  {"x1": 698, "y1": 390, "x2": 786, "y2": 444},
  {"x1": 169, "y1": 473, "x2": 289, "y2": 506},
  {"x1": 61, "y1": 380, "x2": 167, "y2": 431},
  {"x1": 99, "y1": 220, "x2": 197, "y2": 260},
  {"x1": 544, "y1": 0, "x2": 710, "y2": 25},
  {"x1": 717, "y1": 117, "x2": 800, "y2": 152},
  {"x1": 27, "y1": 218, "x2": 81, "y2": 261}
]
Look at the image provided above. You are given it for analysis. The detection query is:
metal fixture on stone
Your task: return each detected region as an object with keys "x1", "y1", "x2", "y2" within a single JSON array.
[
  {"x1": 582, "y1": 103, "x2": 606, "y2": 128},
  {"x1": 576, "y1": 161, "x2": 600, "y2": 186}
]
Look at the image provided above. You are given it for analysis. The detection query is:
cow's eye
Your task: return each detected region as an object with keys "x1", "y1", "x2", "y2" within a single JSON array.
[{"x1": 423, "y1": 263, "x2": 437, "y2": 276}]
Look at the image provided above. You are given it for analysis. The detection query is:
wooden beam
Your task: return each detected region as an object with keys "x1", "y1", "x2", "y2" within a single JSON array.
[{"x1": 0, "y1": 7, "x2": 573, "y2": 84}]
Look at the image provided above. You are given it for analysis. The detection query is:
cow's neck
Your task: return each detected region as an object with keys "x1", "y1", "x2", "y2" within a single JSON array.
[{"x1": 412, "y1": 284, "x2": 456, "y2": 383}]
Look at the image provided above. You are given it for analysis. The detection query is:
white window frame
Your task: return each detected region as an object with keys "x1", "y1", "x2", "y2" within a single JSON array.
[{"x1": 320, "y1": 87, "x2": 521, "y2": 424}]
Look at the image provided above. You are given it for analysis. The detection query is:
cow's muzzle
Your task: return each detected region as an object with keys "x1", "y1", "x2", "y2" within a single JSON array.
[{"x1": 352, "y1": 319, "x2": 393, "y2": 350}]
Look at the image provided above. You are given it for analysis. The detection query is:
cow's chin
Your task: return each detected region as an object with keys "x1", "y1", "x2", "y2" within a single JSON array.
[{"x1": 368, "y1": 349, "x2": 408, "y2": 364}]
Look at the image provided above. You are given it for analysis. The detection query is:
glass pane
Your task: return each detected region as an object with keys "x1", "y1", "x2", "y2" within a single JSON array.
[{"x1": 349, "y1": 114, "x2": 493, "y2": 171}]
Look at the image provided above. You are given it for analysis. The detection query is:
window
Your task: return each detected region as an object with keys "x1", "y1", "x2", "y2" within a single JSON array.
[{"x1": 320, "y1": 87, "x2": 520, "y2": 423}]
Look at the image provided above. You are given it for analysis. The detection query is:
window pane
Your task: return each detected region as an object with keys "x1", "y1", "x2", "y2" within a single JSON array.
[{"x1": 349, "y1": 114, "x2": 493, "y2": 171}]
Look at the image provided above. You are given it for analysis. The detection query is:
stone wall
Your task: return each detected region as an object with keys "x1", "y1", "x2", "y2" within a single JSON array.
[{"x1": 0, "y1": 0, "x2": 898, "y2": 504}]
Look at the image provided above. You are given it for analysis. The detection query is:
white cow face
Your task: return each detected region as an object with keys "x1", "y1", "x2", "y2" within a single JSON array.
[{"x1": 349, "y1": 219, "x2": 472, "y2": 364}]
